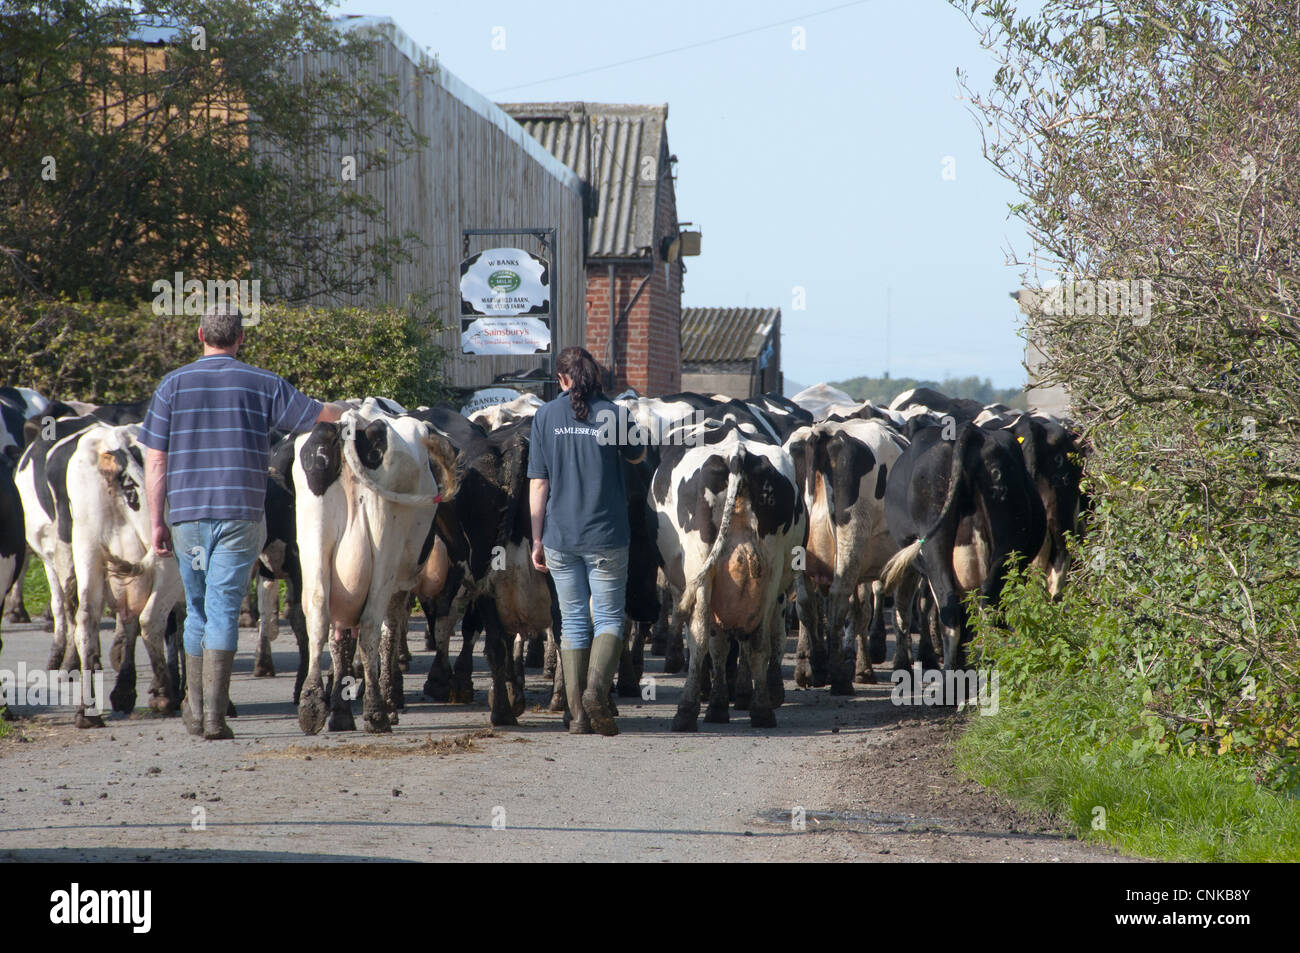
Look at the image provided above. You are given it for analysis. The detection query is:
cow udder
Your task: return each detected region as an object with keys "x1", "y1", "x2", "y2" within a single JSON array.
[{"x1": 711, "y1": 542, "x2": 765, "y2": 633}]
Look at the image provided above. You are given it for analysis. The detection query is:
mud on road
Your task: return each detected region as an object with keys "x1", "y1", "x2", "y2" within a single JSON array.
[{"x1": 0, "y1": 617, "x2": 1134, "y2": 862}]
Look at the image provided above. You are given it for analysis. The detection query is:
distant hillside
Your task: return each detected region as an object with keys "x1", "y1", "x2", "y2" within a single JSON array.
[{"x1": 827, "y1": 374, "x2": 1026, "y2": 410}]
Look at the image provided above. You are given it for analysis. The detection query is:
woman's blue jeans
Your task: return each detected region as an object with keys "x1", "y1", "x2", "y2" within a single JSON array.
[{"x1": 544, "y1": 545, "x2": 628, "y2": 650}]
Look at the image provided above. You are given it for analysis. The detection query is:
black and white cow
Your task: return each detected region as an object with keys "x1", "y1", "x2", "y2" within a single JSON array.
[
  {"x1": 293, "y1": 405, "x2": 457, "y2": 733},
  {"x1": 976, "y1": 410, "x2": 1085, "y2": 597},
  {"x1": 786, "y1": 417, "x2": 908, "y2": 692},
  {"x1": 17, "y1": 421, "x2": 183, "y2": 725},
  {"x1": 650, "y1": 419, "x2": 806, "y2": 730},
  {"x1": 880, "y1": 420, "x2": 1046, "y2": 671}
]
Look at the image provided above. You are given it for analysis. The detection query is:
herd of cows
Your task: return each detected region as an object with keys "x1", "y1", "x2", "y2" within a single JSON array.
[{"x1": 0, "y1": 379, "x2": 1085, "y2": 735}]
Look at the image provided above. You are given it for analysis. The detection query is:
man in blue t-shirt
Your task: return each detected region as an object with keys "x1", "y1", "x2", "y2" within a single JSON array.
[{"x1": 140, "y1": 304, "x2": 347, "y2": 740}]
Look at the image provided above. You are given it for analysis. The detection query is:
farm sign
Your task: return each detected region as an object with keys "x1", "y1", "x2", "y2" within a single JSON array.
[{"x1": 459, "y1": 247, "x2": 552, "y2": 355}]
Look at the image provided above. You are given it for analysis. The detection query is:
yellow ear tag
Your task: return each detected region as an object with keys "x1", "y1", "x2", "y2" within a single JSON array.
[{"x1": 1017, "y1": 435, "x2": 1025, "y2": 443}]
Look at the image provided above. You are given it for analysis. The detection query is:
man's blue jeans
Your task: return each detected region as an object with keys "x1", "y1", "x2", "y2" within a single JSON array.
[
  {"x1": 172, "y1": 519, "x2": 266, "y2": 654},
  {"x1": 544, "y1": 546, "x2": 628, "y2": 650}
]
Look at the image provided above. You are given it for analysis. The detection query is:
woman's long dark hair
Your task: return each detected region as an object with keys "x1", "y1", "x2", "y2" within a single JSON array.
[{"x1": 556, "y1": 346, "x2": 604, "y2": 421}]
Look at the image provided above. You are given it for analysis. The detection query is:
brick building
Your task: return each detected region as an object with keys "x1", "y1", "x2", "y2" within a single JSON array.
[
  {"x1": 501, "y1": 102, "x2": 689, "y2": 395},
  {"x1": 680, "y1": 307, "x2": 782, "y2": 399}
]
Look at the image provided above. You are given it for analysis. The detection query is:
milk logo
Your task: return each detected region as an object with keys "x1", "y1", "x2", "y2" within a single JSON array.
[{"x1": 50, "y1": 883, "x2": 151, "y2": 933}]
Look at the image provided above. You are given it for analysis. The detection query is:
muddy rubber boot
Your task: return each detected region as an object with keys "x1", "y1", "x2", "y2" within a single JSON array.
[
  {"x1": 582, "y1": 632, "x2": 622, "y2": 736},
  {"x1": 202, "y1": 649, "x2": 236, "y2": 740},
  {"x1": 182, "y1": 653, "x2": 203, "y2": 736},
  {"x1": 561, "y1": 647, "x2": 591, "y2": 734}
]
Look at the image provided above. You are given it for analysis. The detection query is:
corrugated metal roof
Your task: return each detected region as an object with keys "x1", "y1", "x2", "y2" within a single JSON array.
[
  {"x1": 681, "y1": 307, "x2": 779, "y2": 363},
  {"x1": 500, "y1": 102, "x2": 668, "y2": 258}
]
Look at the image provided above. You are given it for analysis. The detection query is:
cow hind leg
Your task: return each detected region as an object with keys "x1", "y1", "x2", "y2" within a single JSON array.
[
  {"x1": 548, "y1": 627, "x2": 566, "y2": 712},
  {"x1": 253, "y1": 575, "x2": 278, "y2": 677},
  {"x1": 449, "y1": 605, "x2": 477, "y2": 705},
  {"x1": 507, "y1": 633, "x2": 526, "y2": 717},
  {"x1": 326, "y1": 626, "x2": 358, "y2": 732},
  {"x1": 479, "y1": 603, "x2": 517, "y2": 727},
  {"x1": 703, "y1": 627, "x2": 730, "y2": 724},
  {"x1": 734, "y1": 635, "x2": 754, "y2": 711},
  {"x1": 616, "y1": 616, "x2": 640, "y2": 698},
  {"x1": 672, "y1": 592, "x2": 711, "y2": 732},
  {"x1": 746, "y1": 616, "x2": 776, "y2": 729},
  {"x1": 138, "y1": 600, "x2": 180, "y2": 715},
  {"x1": 108, "y1": 616, "x2": 139, "y2": 714},
  {"x1": 767, "y1": 603, "x2": 786, "y2": 708}
]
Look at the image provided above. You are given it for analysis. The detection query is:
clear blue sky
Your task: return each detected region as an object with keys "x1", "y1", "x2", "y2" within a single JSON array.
[{"x1": 333, "y1": 0, "x2": 1038, "y2": 389}]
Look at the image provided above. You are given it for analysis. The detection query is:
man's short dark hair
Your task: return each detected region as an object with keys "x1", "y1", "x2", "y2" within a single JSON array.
[{"x1": 201, "y1": 303, "x2": 243, "y2": 348}]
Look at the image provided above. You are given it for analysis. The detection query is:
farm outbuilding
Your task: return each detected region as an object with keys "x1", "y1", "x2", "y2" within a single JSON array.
[
  {"x1": 679, "y1": 307, "x2": 782, "y2": 399},
  {"x1": 276, "y1": 16, "x2": 590, "y2": 393},
  {"x1": 501, "y1": 102, "x2": 690, "y2": 396}
]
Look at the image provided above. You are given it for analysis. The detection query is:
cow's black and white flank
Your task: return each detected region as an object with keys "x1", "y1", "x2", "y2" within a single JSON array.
[
  {"x1": 786, "y1": 417, "x2": 908, "y2": 692},
  {"x1": 880, "y1": 421, "x2": 1046, "y2": 671},
  {"x1": 650, "y1": 420, "x2": 806, "y2": 730},
  {"x1": 0, "y1": 453, "x2": 24, "y2": 656}
]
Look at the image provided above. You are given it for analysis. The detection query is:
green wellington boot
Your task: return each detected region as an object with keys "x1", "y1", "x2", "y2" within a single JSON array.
[
  {"x1": 202, "y1": 649, "x2": 236, "y2": 740},
  {"x1": 561, "y1": 648, "x2": 592, "y2": 734},
  {"x1": 582, "y1": 631, "x2": 622, "y2": 736}
]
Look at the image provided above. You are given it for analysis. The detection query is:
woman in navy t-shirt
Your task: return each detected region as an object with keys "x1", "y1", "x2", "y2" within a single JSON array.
[{"x1": 528, "y1": 347, "x2": 644, "y2": 735}]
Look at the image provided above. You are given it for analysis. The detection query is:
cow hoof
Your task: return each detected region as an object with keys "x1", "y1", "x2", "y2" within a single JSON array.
[
  {"x1": 148, "y1": 694, "x2": 179, "y2": 714},
  {"x1": 671, "y1": 709, "x2": 699, "y2": 732},
  {"x1": 489, "y1": 707, "x2": 518, "y2": 727},
  {"x1": 794, "y1": 658, "x2": 812, "y2": 688},
  {"x1": 664, "y1": 652, "x2": 685, "y2": 675},
  {"x1": 364, "y1": 711, "x2": 392, "y2": 733},
  {"x1": 253, "y1": 657, "x2": 275, "y2": 677},
  {"x1": 41, "y1": 617, "x2": 54, "y2": 633},
  {"x1": 704, "y1": 702, "x2": 729, "y2": 724},
  {"x1": 869, "y1": 636, "x2": 887, "y2": 665},
  {"x1": 75, "y1": 708, "x2": 106, "y2": 729},
  {"x1": 328, "y1": 702, "x2": 356, "y2": 732},
  {"x1": 46, "y1": 649, "x2": 64, "y2": 672},
  {"x1": 449, "y1": 679, "x2": 475, "y2": 704},
  {"x1": 856, "y1": 668, "x2": 877, "y2": 684},
  {"x1": 423, "y1": 674, "x2": 451, "y2": 703},
  {"x1": 109, "y1": 687, "x2": 136, "y2": 714},
  {"x1": 506, "y1": 686, "x2": 526, "y2": 717},
  {"x1": 734, "y1": 691, "x2": 752, "y2": 711},
  {"x1": 543, "y1": 659, "x2": 557, "y2": 679},
  {"x1": 549, "y1": 692, "x2": 566, "y2": 713},
  {"x1": 298, "y1": 692, "x2": 328, "y2": 735},
  {"x1": 829, "y1": 679, "x2": 855, "y2": 697},
  {"x1": 768, "y1": 676, "x2": 786, "y2": 708},
  {"x1": 424, "y1": 636, "x2": 437, "y2": 653},
  {"x1": 749, "y1": 707, "x2": 776, "y2": 729},
  {"x1": 6, "y1": 606, "x2": 29, "y2": 624}
]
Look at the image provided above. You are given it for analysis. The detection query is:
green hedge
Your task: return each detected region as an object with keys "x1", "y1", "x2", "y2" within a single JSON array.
[{"x1": 0, "y1": 298, "x2": 448, "y2": 408}]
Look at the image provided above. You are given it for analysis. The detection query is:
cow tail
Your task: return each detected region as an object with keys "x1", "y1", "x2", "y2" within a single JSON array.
[
  {"x1": 422, "y1": 430, "x2": 460, "y2": 503},
  {"x1": 879, "y1": 423, "x2": 977, "y2": 594},
  {"x1": 680, "y1": 447, "x2": 744, "y2": 616},
  {"x1": 104, "y1": 552, "x2": 147, "y2": 578}
]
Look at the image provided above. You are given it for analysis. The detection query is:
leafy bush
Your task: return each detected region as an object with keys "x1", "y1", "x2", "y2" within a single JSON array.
[
  {"x1": 0, "y1": 297, "x2": 448, "y2": 408},
  {"x1": 953, "y1": 0, "x2": 1300, "y2": 790}
]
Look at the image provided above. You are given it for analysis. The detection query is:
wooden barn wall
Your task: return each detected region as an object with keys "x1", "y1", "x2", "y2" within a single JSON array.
[{"x1": 260, "y1": 39, "x2": 586, "y2": 392}]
